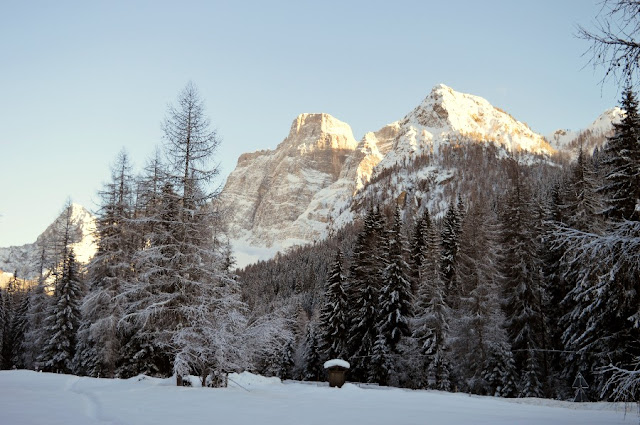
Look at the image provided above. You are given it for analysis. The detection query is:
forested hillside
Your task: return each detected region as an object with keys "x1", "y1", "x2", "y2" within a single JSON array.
[{"x1": 238, "y1": 88, "x2": 640, "y2": 400}]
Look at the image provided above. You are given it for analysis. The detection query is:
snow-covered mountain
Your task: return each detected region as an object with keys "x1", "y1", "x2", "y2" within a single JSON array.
[
  {"x1": 0, "y1": 203, "x2": 97, "y2": 284},
  {"x1": 220, "y1": 84, "x2": 598, "y2": 266},
  {"x1": 546, "y1": 107, "x2": 623, "y2": 155}
]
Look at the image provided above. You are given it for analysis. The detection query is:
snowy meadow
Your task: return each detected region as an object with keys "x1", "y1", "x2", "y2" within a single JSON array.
[{"x1": 0, "y1": 370, "x2": 635, "y2": 425}]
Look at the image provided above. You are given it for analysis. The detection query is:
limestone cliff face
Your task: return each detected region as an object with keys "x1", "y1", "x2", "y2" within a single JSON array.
[
  {"x1": 219, "y1": 113, "x2": 359, "y2": 247},
  {"x1": 220, "y1": 84, "x2": 614, "y2": 266}
]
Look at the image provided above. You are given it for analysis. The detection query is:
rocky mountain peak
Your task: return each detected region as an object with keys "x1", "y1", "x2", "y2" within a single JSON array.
[
  {"x1": 280, "y1": 113, "x2": 358, "y2": 153},
  {"x1": 546, "y1": 107, "x2": 624, "y2": 154},
  {"x1": 395, "y1": 84, "x2": 554, "y2": 157},
  {"x1": 0, "y1": 203, "x2": 97, "y2": 282}
]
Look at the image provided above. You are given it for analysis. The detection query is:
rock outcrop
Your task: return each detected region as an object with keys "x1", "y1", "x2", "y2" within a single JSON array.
[
  {"x1": 220, "y1": 113, "x2": 359, "y2": 249},
  {"x1": 219, "y1": 84, "x2": 615, "y2": 267}
]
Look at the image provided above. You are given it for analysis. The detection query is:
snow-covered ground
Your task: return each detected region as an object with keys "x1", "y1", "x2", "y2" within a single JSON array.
[{"x1": 0, "y1": 370, "x2": 636, "y2": 425}]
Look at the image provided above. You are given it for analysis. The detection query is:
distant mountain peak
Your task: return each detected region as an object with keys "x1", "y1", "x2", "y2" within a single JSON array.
[
  {"x1": 0, "y1": 203, "x2": 97, "y2": 281},
  {"x1": 219, "y1": 84, "x2": 615, "y2": 266},
  {"x1": 546, "y1": 107, "x2": 624, "y2": 153},
  {"x1": 281, "y1": 113, "x2": 358, "y2": 152}
]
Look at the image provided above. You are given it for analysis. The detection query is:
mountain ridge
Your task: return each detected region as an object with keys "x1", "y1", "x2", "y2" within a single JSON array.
[
  {"x1": 220, "y1": 84, "x2": 620, "y2": 267},
  {"x1": 0, "y1": 203, "x2": 97, "y2": 284},
  {"x1": 0, "y1": 85, "x2": 622, "y2": 270}
]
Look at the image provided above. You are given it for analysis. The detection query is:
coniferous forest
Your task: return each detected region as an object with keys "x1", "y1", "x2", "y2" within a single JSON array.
[
  {"x1": 2, "y1": 2, "x2": 640, "y2": 403},
  {"x1": 238, "y1": 87, "x2": 639, "y2": 399},
  {"x1": 4, "y1": 82, "x2": 638, "y2": 402}
]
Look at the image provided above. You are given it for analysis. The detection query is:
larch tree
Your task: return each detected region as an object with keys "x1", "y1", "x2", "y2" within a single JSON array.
[
  {"x1": 75, "y1": 150, "x2": 136, "y2": 377},
  {"x1": 123, "y1": 82, "x2": 244, "y2": 385},
  {"x1": 578, "y1": 0, "x2": 640, "y2": 86}
]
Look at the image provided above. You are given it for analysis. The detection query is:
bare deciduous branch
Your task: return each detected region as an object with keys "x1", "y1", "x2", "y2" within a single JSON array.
[{"x1": 578, "y1": 0, "x2": 640, "y2": 86}]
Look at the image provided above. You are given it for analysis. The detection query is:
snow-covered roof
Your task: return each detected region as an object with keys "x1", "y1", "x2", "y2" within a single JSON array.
[{"x1": 323, "y1": 359, "x2": 350, "y2": 369}]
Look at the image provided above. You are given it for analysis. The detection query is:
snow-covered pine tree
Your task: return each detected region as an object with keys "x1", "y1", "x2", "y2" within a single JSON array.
[
  {"x1": 564, "y1": 146, "x2": 603, "y2": 232},
  {"x1": 440, "y1": 200, "x2": 462, "y2": 308},
  {"x1": 347, "y1": 206, "x2": 386, "y2": 382},
  {"x1": 1, "y1": 275, "x2": 28, "y2": 369},
  {"x1": 411, "y1": 207, "x2": 451, "y2": 390},
  {"x1": 9, "y1": 290, "x2": 30, "y2": 369},
  {"x1": 39, "y1": 249, "x2": 84, "y2": 374},
  {"x1": 123, "y1": 82, "x2": 244, "y2": 384},
  {"x1": 539, "y1": 178, "x2": 574, "y2": 398},
  {"x1": 559, "y1": 218, "x2": 640, "y2": 397},
  {"x1": 369, "y1": 331, "x2": 392, "y2": 385},
  {"x1": 452, "y1": 200, "x2": 515, "y2": 396},
  {"x1": 277, "y1": 339, "x2": 295, "y2": 380},
  {"x1": 75, "y1": 150, "x2": 136, "y2": 377},
  {"x1": 302, "y1": 324, "x2": 324, "y2": 381},
  {"x1": 319, "y1": 249, "x2": 349, "y2": 360},
  {"x1": 378, "y1": 206, "x2": 412, "y2": 354},
  {"x1": 1, "y1": 277, "x2": 16, "y2": 368},
  {"x1": 22, "y1": 202, "x2": 82, "y2": 370},
  {"x1": 117, "y1": 151, "x2": 168, "y2": 378},
  {"x1": 172, "y1": 273, "x2": 248, "y2": 386},
  {"x1": 0, "y1": 288, "x2": 5, "y2": 367},
  {"x1": 599, "y1": 85, "x2": 640, "y2": 222},
  {"x1": 500, "y1": 167, "x2": 546, "y2": 397},
  {"x1": 410, "y1": 208, "x2": 430, "y2": 296},
  {"x1": 115, "y1": 323, "x2": 163, "y2": 378},
  {"x1": 520, "y1": 343, "x2": 543, "y2": 398},
  {"x1": 482, "y1": 343, "x2": 518, "y2": 397},
  {"x1": 559, "y1": 87, "x2": 640, "y2": 399}
]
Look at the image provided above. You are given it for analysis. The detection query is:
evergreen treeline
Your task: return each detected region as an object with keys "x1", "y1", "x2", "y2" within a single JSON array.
[
  {"x1": 238, "y1": 87, "x2": 640, "y2": 401},
  {"x1": 0, "y1": 83, "x2": 287, "y2": 386},
  {"x1": 1, "y1": 86, "x2": 638, "y2": 401}
]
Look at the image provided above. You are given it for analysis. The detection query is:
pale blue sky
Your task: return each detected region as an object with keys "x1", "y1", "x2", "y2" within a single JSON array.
[{"x1": 0, "y1": 0, "x2": 621, "y2": 247}]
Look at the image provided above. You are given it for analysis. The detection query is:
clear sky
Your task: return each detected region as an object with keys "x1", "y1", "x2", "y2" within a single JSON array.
[{"x1": 0, "y1": 0, "x2": 622, "y2": 247}]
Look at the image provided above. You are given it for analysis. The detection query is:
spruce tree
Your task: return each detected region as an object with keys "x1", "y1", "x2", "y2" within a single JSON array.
[
  {"x1": 319, "y1": 249, "x2": 349, "y2": 359},
  {"x1": 452, "y1": 200, "x2": 515, "y2": 395},
  {"x1": 560, "y1": 219, "x2": 640, "y2": 397},
  {"x1": 559, "y1": 87, "x2": 640, "y2": 398},
  {"x1": 378, "y1": 206, "x2": 412, "y2": 353},
  {"x1": 412, "y1": 207, "x2": 451, "y2": 390},
  {"x1": 39, "y1": 249, "x2": 84, "y2": 374},
  {"x1": 369, "y1": 331, "x2": 392, "y2": 385},
  {"x1": 347, "y1": 206, "x2": 386, "y2": 382},
  {"x1": 302, "y1": 324, "x2": 323, "y2": 381},
  {"x1": 410, "y1": 209, "x2": 429, "y2": 296},
  {"x1": 0, "y1": 276, "x2": 19, "y2": 369},
  {"x1": 564, "y1": 146, "x2": 603, "y2": 232},
  {"x1": 500, "y1": 166, "x2": 546, "y2": 396},
  {"x1": 600, "y1": 85, "x2": 640, "y2": 222},
  {"x1": 441, "y1": 200, "x2": 462, "y2": 308},
  {"x1": 9, "y1": 291, "x2": 29, "y2": 368}
]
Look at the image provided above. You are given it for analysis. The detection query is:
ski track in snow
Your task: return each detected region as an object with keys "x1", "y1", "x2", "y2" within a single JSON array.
[{"x1": 68, "y1": 376, "x2": 123, "y2": 425}]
